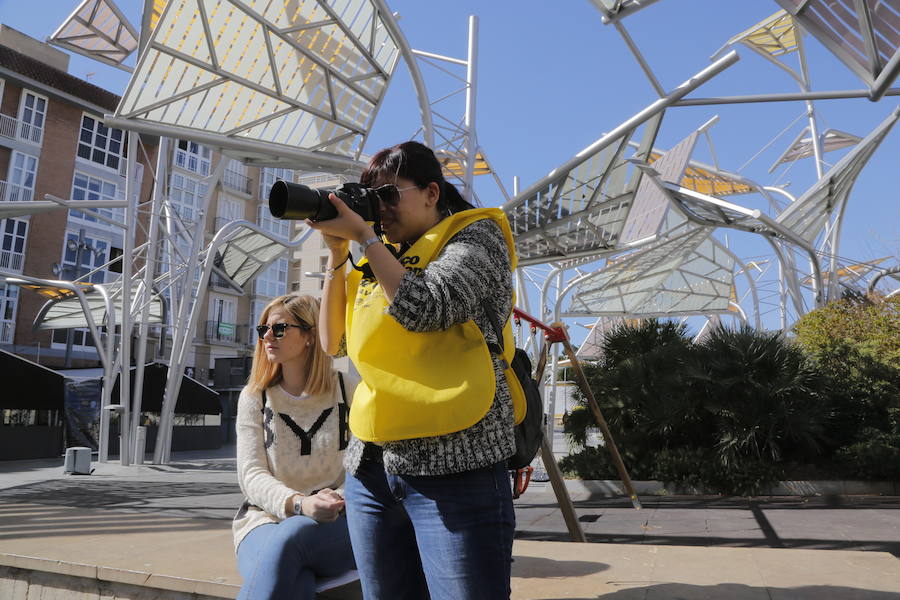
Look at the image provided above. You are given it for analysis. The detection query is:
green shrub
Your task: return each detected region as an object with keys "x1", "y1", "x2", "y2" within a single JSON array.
[
  {"x1": 562, "y1": 320, "x2": 835, "y2": 494},
  {"x1": 835, "y1": 428, "x2": 900, "y2": 480},
  {"x1": 694, "y1": 325, "x2": 831, "y2": 466},
  {"x1": 794, "y1": 297, "x2": 900, "y2": 453},
  {"x1": 558, "y1": 446, "x2": 619, "y2": 480}
]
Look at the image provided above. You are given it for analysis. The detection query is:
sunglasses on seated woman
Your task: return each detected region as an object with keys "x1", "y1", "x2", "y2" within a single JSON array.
[
  {"x1": 256, "y1": 321, "x2": 312, "y2": 339},
  {"x1": 373, "y1": 184, "x2": 418, "y2": 206}
]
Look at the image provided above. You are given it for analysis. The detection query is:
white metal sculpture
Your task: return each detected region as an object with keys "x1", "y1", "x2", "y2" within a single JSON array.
[{"x1": 4, "y1": 0, "x2": 897, "y2": 466}]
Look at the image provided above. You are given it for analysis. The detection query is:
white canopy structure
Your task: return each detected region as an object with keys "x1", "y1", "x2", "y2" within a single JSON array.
[
  {"x1": 564, "y1": 226, "x2": 745, "y2": 323},
  {"x1": 634, "y1": 105, "x2": 900, "y2": 308},
  {"x1": 775, "y1": 0, "x2": 900, "y2": 100},
  {"x1": 105, "y1": 0, "x2": 404, "y2": 172},
  {"x1": 48, "y1": 0, "x2": 140, "y2": 72},
  {"x1": 32, "y1": 279, "x2": 165, "y2": 331},
  {"x1": 12, "y1": 0, "x2": 894, "y2": 469}
]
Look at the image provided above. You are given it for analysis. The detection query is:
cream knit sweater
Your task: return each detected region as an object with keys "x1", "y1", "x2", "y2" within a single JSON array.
[{"x1": 232, "y1": 370, "x2": 358, "y2": 549}]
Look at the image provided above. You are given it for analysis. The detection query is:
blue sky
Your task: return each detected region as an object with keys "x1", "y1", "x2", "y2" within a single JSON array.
[{"x1": 1, "y1": 0, "x2": 897, "y2": 329}]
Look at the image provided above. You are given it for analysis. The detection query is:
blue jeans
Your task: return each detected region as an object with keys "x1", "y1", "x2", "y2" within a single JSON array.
[
  {"x1": 236, "y1": 514, "x2": 355, "y2": 600},
  {"x1": 344, "y1": 460, "x2": 515, "y2": 600}
]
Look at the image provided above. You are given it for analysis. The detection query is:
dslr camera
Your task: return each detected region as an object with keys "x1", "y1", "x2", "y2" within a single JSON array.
[{"x1": 268, "y1": 181, "x2": 380, "y2": 222}]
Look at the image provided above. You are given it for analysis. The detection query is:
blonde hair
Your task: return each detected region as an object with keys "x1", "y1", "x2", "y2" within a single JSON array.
[{"x1": 246, "y1": 294, "x2": 334, "y2": 396}]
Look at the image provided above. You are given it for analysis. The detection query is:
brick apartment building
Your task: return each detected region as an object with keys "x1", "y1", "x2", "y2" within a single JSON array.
[{"x1": 0, "y1": 26, "x2": 337, "y2": 388}]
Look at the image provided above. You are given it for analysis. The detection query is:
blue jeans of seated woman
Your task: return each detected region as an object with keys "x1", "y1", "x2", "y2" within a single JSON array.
[
  {"x1": 236, "y1": 514, "x2": 355, "y2": 600},
  {"x1": 344, "y1": 460, "x2": 515, "y2": 600}
]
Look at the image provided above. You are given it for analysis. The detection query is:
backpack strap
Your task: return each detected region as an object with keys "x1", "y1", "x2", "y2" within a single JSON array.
[
  {"x1": 337, "y1": 371, "x2": 347, "y2": 405},
  {"x1": 336, "y1": 371, "x2": 350, "y2": 450},
  {"x1": 479, "y1": 299, "x2": 506, "y2": 361}
]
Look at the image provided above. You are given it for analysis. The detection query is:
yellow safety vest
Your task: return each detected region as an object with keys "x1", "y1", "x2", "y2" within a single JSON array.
[{"x1": 346, "y1": 208, "x2": 525, "y2": 442}]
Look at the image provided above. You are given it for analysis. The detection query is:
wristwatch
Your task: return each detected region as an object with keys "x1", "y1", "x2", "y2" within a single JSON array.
[
  {"x1": 293, "y1": 497, "x2": 304, "y2": 516},
  {"x1": 360, "y1": 235, "x2": 382, "y2": 254}
]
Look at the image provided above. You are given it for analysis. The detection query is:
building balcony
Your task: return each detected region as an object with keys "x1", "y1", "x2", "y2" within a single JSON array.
[
  {"x1": 204, "y1": 320, "x2": 248, "y2": 345},
  {"x1": 0, "y1": 180, "x2": 34, "y2": 203},
  {"x1": 0, "y1": 249, "x2": 25, "y2": 273},
  {"x1": 223, "y1": 169, "x2": 252, "y2": 195},
  {"x1": 0, "y1": 320, "x2": 14, "y2": 345},
  {"x1": 0, "y1": 113, "x2": 43, "y2": 145}
]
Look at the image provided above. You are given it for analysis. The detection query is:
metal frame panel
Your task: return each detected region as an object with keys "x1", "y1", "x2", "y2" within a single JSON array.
[
  {"x1": 776, "y1": 0, "x2": 900, "y2": 99},
  {"x1": 563, "y1": 226, "x2": 737, "y2": 319},
  {"x1": 503, "y1": 51, "x2": 739, "y2": 267},
  {"x1": 48, "y1": 0, "x2": 140, "y2": 72},
  {"x1": 778, "y1": 105, "x2": 900, "y2": 242},
  {"x1": 112, "y1": 0, "x2": 403, "y2": 170}
]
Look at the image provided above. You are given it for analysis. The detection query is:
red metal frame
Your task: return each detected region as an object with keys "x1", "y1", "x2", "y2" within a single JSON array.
[{"x1": 512, "y1": 307, "x2": 568, "y2": 343}]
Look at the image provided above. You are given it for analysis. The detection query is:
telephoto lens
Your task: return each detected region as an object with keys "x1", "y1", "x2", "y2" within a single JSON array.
[{"x1": 268, "y1": 181, "x2": 338, "y2": 221}]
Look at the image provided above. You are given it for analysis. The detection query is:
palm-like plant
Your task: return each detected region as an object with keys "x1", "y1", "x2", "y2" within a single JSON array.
[{"x1": 693, "y1": 325, "x2": 830, "y2": 467}]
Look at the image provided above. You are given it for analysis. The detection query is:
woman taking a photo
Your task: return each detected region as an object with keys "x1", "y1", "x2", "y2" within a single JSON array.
[
  {"x1": 233, "y1": 293, "x2": 357, "y2": 600},
  {"x1": 311, "y1": 141, "x2": 518, "y2": 599}
]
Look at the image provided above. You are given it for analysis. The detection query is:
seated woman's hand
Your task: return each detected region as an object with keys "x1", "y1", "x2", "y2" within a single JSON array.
[{"x1": 300, "y1": 488, "x2": 345, "y2": 522}]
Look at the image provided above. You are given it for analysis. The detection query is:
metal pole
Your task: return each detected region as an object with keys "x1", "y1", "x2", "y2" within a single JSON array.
[
  {"x1": 63, "y1": 229, "x2": 88, "y2": 369},
  {"x1": 614, "y1": 21, "x2": 665, "y2": 97},
  {"x1": 98, "y1": 284, "x2": 117, "y2": 462},
  {"x1": 673, "y1": 87, "x2": 900, "y2": 106},
  {"x1": 796, "y1": 31, "x2": 825, "y2": 179},
  {"x1": 131, "y1": 137, "x2": 168, "y2": 462},
  {"x1": 510, "y1": 51, "x2": 739, "y2": 205},
  {"x1": 156, "y1": 160, "x2": 225, "y2": 463},
  {"x1": 558, "y1": 333, "x2": 642, "y2": 509},
  {"x1": 365, "y1": 0, "x2": 434, "y2": 147},
  {"x1": 117, "y1": 133, "x2": 140, "y2": 466},
  {"x1": 463, "y1": 15, "x2": 479, "y2": 203}
]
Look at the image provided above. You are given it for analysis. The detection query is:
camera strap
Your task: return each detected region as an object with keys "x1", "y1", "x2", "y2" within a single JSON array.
[{"x1": 349, "y1": 240, "x2": 404, "y2": 281}]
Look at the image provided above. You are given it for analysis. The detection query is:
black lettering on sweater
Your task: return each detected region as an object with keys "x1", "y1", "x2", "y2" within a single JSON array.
[{"x1": 278, "y1": 408, "x2": 333, "y2": 455}]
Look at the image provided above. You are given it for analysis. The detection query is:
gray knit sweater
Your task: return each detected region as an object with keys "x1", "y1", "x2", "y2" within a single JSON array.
[{"x1": 344, "y1": 218, "x2": 515, "y2": 476}]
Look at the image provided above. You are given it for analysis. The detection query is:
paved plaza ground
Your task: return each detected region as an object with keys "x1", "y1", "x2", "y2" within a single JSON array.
[{"x1": 1, "y1": 446, "x2": 899, "y2": 598}]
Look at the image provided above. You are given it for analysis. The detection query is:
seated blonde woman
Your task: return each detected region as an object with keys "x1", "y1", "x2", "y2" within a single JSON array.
[{"x1": 233, "y1": 293, "x2": 357, "y2": 600}]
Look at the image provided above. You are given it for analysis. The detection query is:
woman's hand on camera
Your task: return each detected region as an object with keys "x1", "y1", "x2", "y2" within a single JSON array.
[
  {"x1": 299, "y1": 488, "x2": 345, "y2": 522},
  {"x1": 307, "y1": 193, "x2": 375, "y2": 246}
]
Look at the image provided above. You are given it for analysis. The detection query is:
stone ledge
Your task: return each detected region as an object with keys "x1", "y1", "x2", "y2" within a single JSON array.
[
  {"x1": 0, "y1": 564, "x2": 235, "y2": 600},
  {"x1": 0, "y1": 555, "x2": 239, "y2": 599},
  {"x1": 531, "y1": 479, "x2": 900, "y2": 500}
]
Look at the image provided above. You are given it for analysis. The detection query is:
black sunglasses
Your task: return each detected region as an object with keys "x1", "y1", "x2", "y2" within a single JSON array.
[
  {"x1": 373, "y1": 184, "x2": 418, "y2": 206},
  {"x1": 256, "y1": 322, "x2": 311, "y2": 340}
]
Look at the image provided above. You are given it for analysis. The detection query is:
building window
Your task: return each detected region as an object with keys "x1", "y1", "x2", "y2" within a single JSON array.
[
  {"x1": 170, "y1": 173, "x2": 208, "y2": 222},
  {"x1": 254, "y1": 257, "x2": 288, "y2": 298},
  {"x1": 0, "y1": 282, "x2": 18, "y2": 344},
  {"x1": 216, "y1": 194, "x2": 243, "y2": 231},
  {"x1": 5, "y1": 151, "x2": 37, "y2": 202},
  {"x1": 318, "y1": 256, "x2": 328, "y2": 290},
  {"x1": 256, "y1": 204, "x2": 290, "y2": 239},
  {"x1": 77, "y1": 115, "x2": 126, "y2": 171},
  {"x1": 60, "y1": 230, "x2": 111, "y2": 284},
  {"x1": 259, "y1": 167, "x2": 294, "y2": 200},
  {"x1": 0, "y1": 218, "x2": 27, "y2": 272},
  {"x1": 18, "y1": 91, "x2": 46, "y2": 143},
  {"x1": 209, "y1": 296, "x2": 237, "y2": 343},
  {"x1": 223, "y1": 158, "x2": 251, "y2": 194},
  {"x1": 70, "y1": 172, "x2": 123, "y2": 224},
  {"x1": 50, "y1": 231, "x2": 112, "y2": 350},
  {"x1": 175, "y1": 139, "x2": 211, "y2": 176},
  {"x1": 249, "y1": 299, "x2": 267, "y2": 345}
]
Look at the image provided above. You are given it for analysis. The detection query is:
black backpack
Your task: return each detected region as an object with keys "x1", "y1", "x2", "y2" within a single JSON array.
[{"x1": 481, "y1": 302, "x2": 545, "y2": 471}]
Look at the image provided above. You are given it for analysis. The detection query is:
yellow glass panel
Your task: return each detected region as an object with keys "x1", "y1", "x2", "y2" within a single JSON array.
[
  {"x1": 16, "y1": 282, "x2": 92, "y2": 301},
  {"x1": 801, "y1": 257, "x2": 889, "y2": 285},
  {"x1": 648, "y1": 153, "x2": 753, "y2": 196},
  {"x1": 439, "y1": 152, "x2": 491, "y2": 177},
  {"x1": 733, "y1": 11, "x2": 798, "y2": 57},
  {"x1": 150, "y1": 0, "x2": 169, "y2": 32}
]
